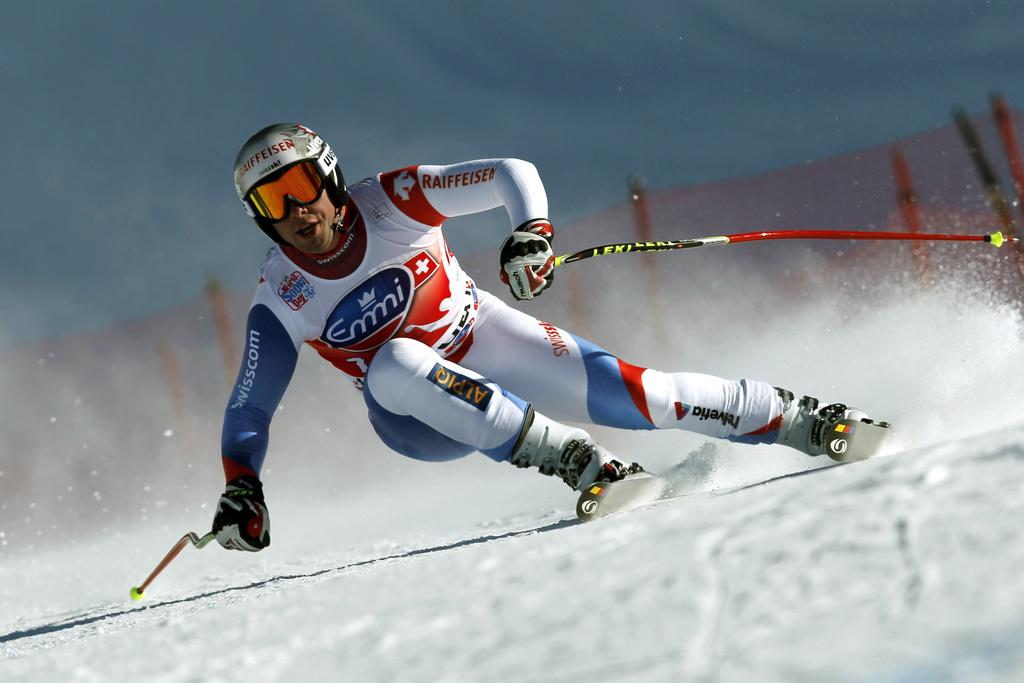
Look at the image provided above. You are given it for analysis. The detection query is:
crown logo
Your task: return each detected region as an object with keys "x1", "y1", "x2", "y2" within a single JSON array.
[{"x1": 358, "y1": 289, "x2": 376, "y2": 309}]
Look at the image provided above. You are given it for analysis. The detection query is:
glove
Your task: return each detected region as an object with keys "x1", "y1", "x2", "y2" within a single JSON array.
[
  {"x1": 212, "y1": 476, "x2": 270, "y2": 551},
  {"x1": 499, "y1": 219, "x2": 555, "y2": 301}
]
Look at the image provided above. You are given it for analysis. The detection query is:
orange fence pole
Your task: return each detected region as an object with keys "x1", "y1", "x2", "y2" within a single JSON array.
[
  {"x1": 159, "y1": 342, "x2": 192, "y2": 452},
  {"x1": 952, "y1": 107, "x2": 1018, "y2": 236},
  {"x1": 952, "y1": 106, "x2": 1024, "y2": 281},
  {"x1": 206, "y1": 277, "x2": 238, "y2": 386},
  {"x1": 991, "y1": 94, "x2": 1024, "y2": 233},
  {"x1": 890, "y1": 146, "x2": 930, "y2": 283}
]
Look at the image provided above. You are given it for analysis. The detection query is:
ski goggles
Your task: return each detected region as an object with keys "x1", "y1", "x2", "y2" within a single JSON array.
[{"x1": 245, "y1": 161, "x2": 325, "y2": 221}]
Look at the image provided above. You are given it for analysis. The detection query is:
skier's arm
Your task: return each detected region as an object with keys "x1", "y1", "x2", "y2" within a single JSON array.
[
  {"x1": 381, "y1": 159, "x2": 555, "y2": 301},
  {"x1": 415, "y1": 158, "x2": 549, "y2": 226},
  {"x1": 221, "y1": 303, "x2": 300, "y2": 481},
  {"x1": 380, "y1": 159, "x2": 549, "y2": 227},
  {"x1": 213, "y1": 302, "x2": 299, "y2": 552}
]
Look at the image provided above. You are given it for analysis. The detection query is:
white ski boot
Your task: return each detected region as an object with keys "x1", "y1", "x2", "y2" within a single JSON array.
[
  {"x1": 775, "y1": 388, "x2": 888, "y2": 462},
  {"x1": 509, "y1": 408, "x2": 643, "y2": 490}
]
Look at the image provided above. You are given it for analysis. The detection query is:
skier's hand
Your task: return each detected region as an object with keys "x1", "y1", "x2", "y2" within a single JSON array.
[
  {"x1": 212, "y1": 476, "x2": 270, "y2": 551},
  {"x1": 499, "y1": 219, "x2": 555, "y2": 301}
]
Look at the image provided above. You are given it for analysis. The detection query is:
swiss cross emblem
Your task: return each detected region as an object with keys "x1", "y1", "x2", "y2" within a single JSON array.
[{"x1": 403, "y1": 251, "x2": 438, "y2": 287}]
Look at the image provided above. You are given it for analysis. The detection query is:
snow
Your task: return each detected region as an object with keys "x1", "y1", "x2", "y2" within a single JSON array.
[{"x1": 2, "y1": 423, "x2": 1024, "y2": 682}]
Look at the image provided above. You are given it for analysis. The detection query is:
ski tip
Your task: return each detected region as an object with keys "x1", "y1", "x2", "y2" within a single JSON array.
[
  {"x1": 575, "y1": 473, "x2": 666, "y2": 522},
  {"x1": 576, "y1": 482, "x2": 607, "y2": 521},
  {"x1": 825, "y1": 418, "x2": 892, "y2": 463}
]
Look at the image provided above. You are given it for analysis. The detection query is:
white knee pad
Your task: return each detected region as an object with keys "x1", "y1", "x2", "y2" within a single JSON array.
[
  {"x1": 365, "y1": 339, "x2": 527, "y2": 456},
  {"x1": 365, "y1": 338, "x2": 439, "y2": 415}
]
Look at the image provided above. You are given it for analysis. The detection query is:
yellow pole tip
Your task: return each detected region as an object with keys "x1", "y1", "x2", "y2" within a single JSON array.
[
  {"x1": 130, "y1": 586, "x2": 145, "y2": 601},
  {"x1": 990, "y1": 231, "x2": 1006, "y2": 248}
]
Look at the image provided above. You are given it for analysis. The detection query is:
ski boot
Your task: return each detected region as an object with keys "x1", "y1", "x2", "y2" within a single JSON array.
[
  {"x1": 509, "y1": 407, "x2": 644, "y2": 490},
  {"x1": 775, "y1": 388, "x2": 890, "y2": 462}
]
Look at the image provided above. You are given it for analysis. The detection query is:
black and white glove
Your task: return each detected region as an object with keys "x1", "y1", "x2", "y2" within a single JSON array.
[
  {"x1": 499, "y1": 219, "x2": 555, "y2": 301},
  {"x1": 212, "y1": 476, "x2": 270, "y2": 552}
]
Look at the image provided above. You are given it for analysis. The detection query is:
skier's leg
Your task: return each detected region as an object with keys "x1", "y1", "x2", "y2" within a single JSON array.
[
  {"x1": 460, "y1": 292, "x2": 782, "y2": 439},
  {"x1": 460, "y1": 291, "x2": 868, "y2": 457},
  {"x1": 363, "y1": 386, "x2": 477, "y2": 462},
  {"x1": 565, "y1": 336, "x2": 788, "y2": 444},
  {"x1": 365, "y1": 338, "x2": 527, "y2": 463},
  {"x1": 364, "y1": 337, "x2": 638, "y2": 489}
]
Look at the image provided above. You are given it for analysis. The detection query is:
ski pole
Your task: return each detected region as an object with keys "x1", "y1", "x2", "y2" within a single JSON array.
[
  {"x1": 553, "y1": 229, "x2": 1017, "y2": 267},
  {"x1": 129, "y1": 531, "x2": 215, "y2": 601}
]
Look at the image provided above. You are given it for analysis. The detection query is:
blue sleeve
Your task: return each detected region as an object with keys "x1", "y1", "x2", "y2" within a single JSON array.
[{"x1": 221, "y1": 304, "x2": 299, "y2": 479}]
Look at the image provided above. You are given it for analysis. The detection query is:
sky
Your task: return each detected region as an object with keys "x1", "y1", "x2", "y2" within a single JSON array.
[{"x1": 3, "y1": 0, "x2": 1024, "y2": 344}]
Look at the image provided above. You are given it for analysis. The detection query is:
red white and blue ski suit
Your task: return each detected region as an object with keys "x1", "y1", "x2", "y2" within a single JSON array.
[{"x1": 221, "y1": 159, "x2": 784, "y2": 480}]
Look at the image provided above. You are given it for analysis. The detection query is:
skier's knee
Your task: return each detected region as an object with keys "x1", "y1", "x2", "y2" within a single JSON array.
[
  {"x1": 375, "y1": 337, "x2": 437, "y2": 369},
  {"x1": 367, "y1": 338, "x2": 436, "y2": 382},
  {"x1": 365, "y1": 338, "x2": 438, "y2": 406}
]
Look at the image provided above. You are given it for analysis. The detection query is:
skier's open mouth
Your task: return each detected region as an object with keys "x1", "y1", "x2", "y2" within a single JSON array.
[{"x1": 297, "y1": 223, "x2": 316, "y2": 238}]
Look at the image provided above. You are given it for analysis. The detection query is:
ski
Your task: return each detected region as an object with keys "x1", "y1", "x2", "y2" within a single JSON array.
[
  {"x1": 576, "y1": 472, "x2": 668, "y2": 521},
  {"x1": 823, "y1": 418, "x2": 891, "y2": 463},
  {"x1": 576, "y1": 419, "x2": 892, "y2": 521}
]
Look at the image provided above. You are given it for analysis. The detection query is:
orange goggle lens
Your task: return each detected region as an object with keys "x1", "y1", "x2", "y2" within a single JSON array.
[{"x1": 246, "y1": 161, "x2": 324, "y2": 221}]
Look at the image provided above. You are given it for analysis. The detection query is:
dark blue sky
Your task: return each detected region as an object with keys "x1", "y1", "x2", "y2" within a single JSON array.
[{"x1": 3, "y1": 1, "x2": 1023, "y2": 343}]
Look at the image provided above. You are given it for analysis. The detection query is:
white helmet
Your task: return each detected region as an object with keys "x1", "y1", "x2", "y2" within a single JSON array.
[{"x1": 233, "y1": 123, "x2": 347, "y2": 242}]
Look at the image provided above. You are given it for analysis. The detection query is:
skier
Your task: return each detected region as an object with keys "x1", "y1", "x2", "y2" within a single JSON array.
[{"x1": 212, "y1": 123, "x2": 876, "y2": 551}]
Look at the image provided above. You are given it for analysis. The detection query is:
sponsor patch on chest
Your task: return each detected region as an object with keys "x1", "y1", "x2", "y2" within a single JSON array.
[
  {"x1": 316, "y1": 247, "x2": 453, "y2": 355},
  {"x1": 320, "y1": 266, "x2": 415, "y2": 351},
  {"x1": 278, "y1": 271, "x2": 316, "y2": 310}
]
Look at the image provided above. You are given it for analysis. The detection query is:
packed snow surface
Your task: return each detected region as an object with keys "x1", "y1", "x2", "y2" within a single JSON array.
[{"x1": 2, "y1": 424, "x2": 1024, "y2": 682}]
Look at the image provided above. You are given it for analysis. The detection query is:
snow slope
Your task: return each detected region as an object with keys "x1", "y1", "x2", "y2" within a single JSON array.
[{"x1": 2, "y1": 421, "x2": 1023, "y2": 682}]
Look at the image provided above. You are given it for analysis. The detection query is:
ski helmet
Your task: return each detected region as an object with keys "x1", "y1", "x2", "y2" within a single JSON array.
[{"x1": 233, "y1": 123, "x2": 348, "y2": 243}]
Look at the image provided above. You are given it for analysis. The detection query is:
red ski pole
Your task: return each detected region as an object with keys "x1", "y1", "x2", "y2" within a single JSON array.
[
  {"x1": 130, "y1": 531, "x2": 215, "y2": 601},
  {"x1": 553, "y1": 229, "x2": 1016, "y2": 267}
]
